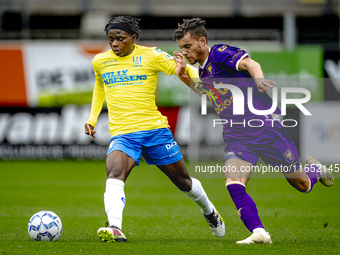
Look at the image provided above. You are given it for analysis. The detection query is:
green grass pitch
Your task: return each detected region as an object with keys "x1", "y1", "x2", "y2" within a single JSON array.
[{"x1": 1, "y1": 160, "x2": 339, "y2": 254}]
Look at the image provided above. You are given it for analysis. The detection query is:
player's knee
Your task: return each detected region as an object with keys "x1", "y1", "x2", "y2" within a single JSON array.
[
  {"x1": 107, "y1": 170, "x2": 122, "y2": 179},
  {"x1": 106, "y1": 163, "x2": 126, "y2": 180},
  {"x1": 176, "y1": 177, "x2": 192, "y2": 192}
]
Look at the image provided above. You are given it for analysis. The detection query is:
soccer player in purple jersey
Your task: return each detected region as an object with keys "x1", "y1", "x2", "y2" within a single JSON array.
[{"x1": 173, "y1": 17, "x2": 334, "y2": 244}]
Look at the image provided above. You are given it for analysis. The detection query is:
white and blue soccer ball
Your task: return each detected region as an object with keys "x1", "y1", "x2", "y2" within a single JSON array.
[{"x1": 28, "y1": 210, "x2": 63, "y2": 241}]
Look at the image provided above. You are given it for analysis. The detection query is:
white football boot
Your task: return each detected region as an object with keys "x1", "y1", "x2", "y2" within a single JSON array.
[
  {"x1": 236, "y1": 231, "x2": 273, "y2": 244},
  {"x1": 203, "y1": 204, "x2": 225, "y2": 238},
  {"x1": 97, "y1": 226, "x2": 127, "y2": 242},
  {"x1": 306, "y1": 156, "x2": 334, "y2": 187}
]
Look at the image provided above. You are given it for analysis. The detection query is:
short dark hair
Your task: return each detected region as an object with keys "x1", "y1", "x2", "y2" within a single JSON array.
[
  {"x1": 104, "y1": 16, "x2": 141, "y2": 39},
  {"x1": 173, "y1": 17, "x2": 207, "y2": 42}
]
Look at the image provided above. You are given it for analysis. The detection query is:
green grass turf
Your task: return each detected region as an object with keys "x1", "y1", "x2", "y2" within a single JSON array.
[{"x1": 0, "y1": 160, "x2": 339, "y2": 255}]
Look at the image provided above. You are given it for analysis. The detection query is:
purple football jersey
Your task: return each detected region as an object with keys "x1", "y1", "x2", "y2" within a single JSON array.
[{"x1": 198, "y1": 44, "x2": 280, "y2": 140}]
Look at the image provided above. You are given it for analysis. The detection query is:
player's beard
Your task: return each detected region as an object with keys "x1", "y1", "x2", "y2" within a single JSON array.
[
  {"x1": 194, "y1": 45, "x2": 207, "y2": 65},
  {"x1": 186, "y1": 56, "x2": 197, "y2": 65}
]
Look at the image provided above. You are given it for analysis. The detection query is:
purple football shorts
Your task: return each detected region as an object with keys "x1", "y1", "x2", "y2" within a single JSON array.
[{"x1": 224, "y1": 123, "x2": 301, "y2": 173}]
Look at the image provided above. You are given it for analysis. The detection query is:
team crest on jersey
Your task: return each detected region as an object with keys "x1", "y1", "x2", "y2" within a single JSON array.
[
  {"x1": 207, "y1": 63, "x2": 214, "y2": 77},
  {"x1": 283, "y1": 149, "x2": 295, "y2": 163},
  {"x1": 218, "y1": 45, "x2": 228, "y2": 51},
  {"x1": 133, "y1": 56, "x2": 142, "y2": 65}
]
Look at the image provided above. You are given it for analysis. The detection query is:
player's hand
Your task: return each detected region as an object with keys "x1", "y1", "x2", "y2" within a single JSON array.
[
  {"x1": 255, "y1": 78, "x2": 276, "y2": 93},
  {"x1": 173, "y1": 51, "x2": 187, "y2": 77},
  {"x1": 85, "y1": 123, "x2": 96, "y2": 138},
  {"x1": 195, "y1": 82, "x2": 205, "y2": 95}
]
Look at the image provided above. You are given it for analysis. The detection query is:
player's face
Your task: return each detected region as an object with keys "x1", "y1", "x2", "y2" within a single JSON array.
[
  {"x1": 178, "y1": 32, "x2": 207, "y2": 65},
  {"x1": 107, "y1": 29, "x2": 136, "y2": 57}
]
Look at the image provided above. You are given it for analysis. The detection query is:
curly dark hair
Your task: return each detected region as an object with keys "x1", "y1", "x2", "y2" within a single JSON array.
[
  {"x1": 104, "y1": 16, "x2": 141, "y2": 39},
  {"x1": 173, "y1": 17, "x2": 207, "y2": 42}
]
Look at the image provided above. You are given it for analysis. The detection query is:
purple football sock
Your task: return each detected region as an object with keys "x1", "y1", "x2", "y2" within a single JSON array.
[
  {"x1": 227, "y1": 183, "x2": 264, "y2": 232},
  {"x1": 304, "y1": 164, "x2": 321, "y2": 192}
]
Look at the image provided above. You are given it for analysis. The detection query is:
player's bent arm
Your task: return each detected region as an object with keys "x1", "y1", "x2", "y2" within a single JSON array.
[
  {"x1": 172, "y1": 62, "x2": 202, "y2": 95},
  {"x1": 174, "y1": 68, "x2": 191, "y2": 86},
  {"x1": 154, "y1": 49, "x2": 200, "y2": 94},
  {"x1": 185, "y1": 64, "x2": 201, "y2": 83},
  {"x1": 185, "y1": 65, "x2": 202, "y2": 95},
  {"x1": 174, "y1": 64, "x2": 199, "y2": 86},
  {"x1": 238, "y1": 57, "x2": 264, "y2": 80},
  {"x1": 238, "y1": 57, "x2": 275, "y2": 93}
]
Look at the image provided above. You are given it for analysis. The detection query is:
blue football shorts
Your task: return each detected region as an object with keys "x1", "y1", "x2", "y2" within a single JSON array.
[
  {"x1": 224, "y1": 123, "x2": 301, "y2": 173},
  {"x1": 107, "y1": 128, "x2": 182, "y2": 166}
]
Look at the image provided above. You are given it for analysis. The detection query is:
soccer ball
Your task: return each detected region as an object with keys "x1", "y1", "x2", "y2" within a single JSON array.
[{"x1": 28, "y1": 210, "x2": 63, "y2": 241}]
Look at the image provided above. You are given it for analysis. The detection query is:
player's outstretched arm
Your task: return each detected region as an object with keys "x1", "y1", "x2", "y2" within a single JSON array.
[
  {"x1": 85, "y1": 82, "x2": 104, "y2": 138},
  {"x1": 85, "y1": 84, "x2": 105, "y2": 138},
  {"x1": 173, "y1": 51, "x2": 201, "y2": 95},
  {"x1": 238, "y1": 57, "x2": 276, "y2": 93},
  {"x1": 85, "y1": 66, "x2": 105, "y2": 139}
]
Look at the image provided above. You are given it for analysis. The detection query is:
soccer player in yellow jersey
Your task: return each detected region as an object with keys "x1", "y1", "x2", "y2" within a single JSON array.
[{"x1": 84, "y1": 16, "x2": 225, "y2": 242}]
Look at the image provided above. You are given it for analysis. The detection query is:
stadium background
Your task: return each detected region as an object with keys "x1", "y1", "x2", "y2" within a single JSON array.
[
  {"x1": 1, "y1": 1, "x2": 340, "y2": 254},
  {"x1": 0, "y1": 0, "x2": 340, "y2": 163}
]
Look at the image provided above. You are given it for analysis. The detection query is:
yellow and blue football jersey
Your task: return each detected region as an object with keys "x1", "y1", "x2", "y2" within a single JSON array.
[{"x1": 87, "y1": 44, "x2": 184, "y2": 137}]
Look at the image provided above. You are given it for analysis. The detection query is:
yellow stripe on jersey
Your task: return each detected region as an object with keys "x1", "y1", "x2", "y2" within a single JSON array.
[{"x1": 87, "y1": 44, "x2": 191, "y2": 137}]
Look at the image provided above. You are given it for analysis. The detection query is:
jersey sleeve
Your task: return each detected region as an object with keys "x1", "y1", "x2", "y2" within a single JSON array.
[
  {"x1": 151, "y1": 47, "x2": 177, "y2": 76},
  {"x1": 86, "y1": 57, "x2": 106, "y2": 127},
  {"x1": 185, "y1": 64, "x2": 201, "y2": 83},
  {"x1": 213, "y1": 45, "x2": 249, "y2": 71}
]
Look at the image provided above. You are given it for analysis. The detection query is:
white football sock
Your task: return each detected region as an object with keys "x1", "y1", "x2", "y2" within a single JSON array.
[
  {"x1": 104, "y1": 178, "x2": 126, "y2": 230},
  {"x1": 182, "y1": 177, "x2": 213, "y2": 215},
  {"x1": 253, "y1": 227, "x2": 267, "y2": 235}
]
